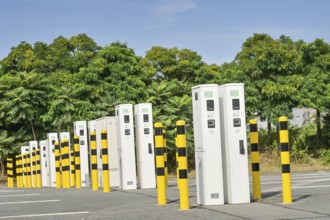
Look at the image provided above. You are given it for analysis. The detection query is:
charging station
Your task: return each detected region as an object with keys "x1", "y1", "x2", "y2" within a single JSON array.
[
  {"x1": 47, "y1": 133, "x2": 58, "y2": 187},
  {"x1": 116, "y1": 104, "x2": 137, "y2": 190},
  {"x1": 73, "y1": 121, "x2": 90, "y2": 187},
  {"x1": 192, "y1": 84, "x2": 225, "y2": 205},
  {"x1": 95, "y1": 117, "x2": 121, "y2": 189},
  {"x1": 134, "y1": 103, "x2": 156, "y2": 189},
  {"x1": 39, "y1": 140, "x2": 50, "y2": 187},
  {"x1": 218, "y1": 83, "x2": 250, "y2": 204},
  {"x1": 29, "y1": 141, "x2": 38, "y2": 187}
]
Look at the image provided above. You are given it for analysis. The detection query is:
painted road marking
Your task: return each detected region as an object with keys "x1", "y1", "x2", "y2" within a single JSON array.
[
  {"x1": 0, "y1": 211, "x2": 90, "y2": 219},
  {"x1": 0, "y1": 200, "x2": 59, "y2": 205},
  {"x1": 0, "y1": 193, "x2": 39, "y2": 198},
  {"x1": 292, "y1": 184, "x2": 330, "y2": 189},
  {"x1": 0, "y1": 190, "x2": 25, "y2": 193}
]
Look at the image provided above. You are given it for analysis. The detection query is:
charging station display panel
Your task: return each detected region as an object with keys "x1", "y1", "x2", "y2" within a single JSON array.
[
  {"x1": 116, "y1": 104, "x2": 137, "y2": 190},
  {"x1": 39, "y1": 140, "x2": 50, "y2": 187},
  {"x1": 218, "y1": 83, "x2": 250, "y2": 204},
  {"x1": 47, "y1": 133, "x2": 58, "y2": 187},
  {"x1": 192, "y1": 84, "x2": 224, "y2": 205},
  {"x1": 134, "y1": 103, "x2": 156, "y2": 189},
  {"x1": 95, "y1": 117, "x2": 121, "y2": 188},
  {"x1": 73, "y1": 121, "x2": 90, "y2": 187}
]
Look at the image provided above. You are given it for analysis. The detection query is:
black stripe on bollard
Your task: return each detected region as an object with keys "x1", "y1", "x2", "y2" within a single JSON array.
[
  {"x1": 155, "y1": 128, "x2": 162, "y2": 136},
  {"x1": 282, "y1": 164, "x2": 290, "y2": 173},
  {"x1": 251, "y1": 143, "x2": 259, "y2": 152},
  {"x1": 250, "y1": 124, "x2": 258, "y2": 132},
  {"x1": 101, "y1": 148, "x2": 108, "y2": 155},
  {"x1": 103, "y1": 164, "x2": 109, "y2": 170},
  {"x1": 90, "y1": 135, "x2": 96, "y2": 141},
  {"x1": 91, "y1": 149, "x2": 97, "y2": 155},
  {"x1": 155, "y1": 148, "x2": 164, "y2": 156},
  {"x1": 91, "y1": 164, "x2": 98, "y2": 170},
  {"x1": 176, "y1": 126, "x2": 185, "y2": 134},
  {"x1": 156, "y1": 168, "x2": 165, "y2": 176},
  {"x1": 252, "y1": 163, "x2": 260, "y2": 172},
  {"x1": 179, "y1": 170, "x2": 188, "y2": 179},
  {"x1": 101, "y1": 133, "x2": 107, "y2": 140},
  {"x1": 178, "y1": 148, "x2": 187, "y2": 157},
  {"x1": 74, "y1": 138, "x2": 79, "y2": 144},
  {"x1": 75, "y1": 164, "x2": 81, "y2": 170},
  {"x1": 280, "y1": 122, "x2": 288, "y2": 130},
  {"x1": 281, "y1": 143, "x2": 289, "y2": 152}
]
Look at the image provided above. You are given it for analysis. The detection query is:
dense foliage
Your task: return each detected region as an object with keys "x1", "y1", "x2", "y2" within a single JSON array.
[{"x1": 1, "y1": 33, "x2": 330, "y2": 172}]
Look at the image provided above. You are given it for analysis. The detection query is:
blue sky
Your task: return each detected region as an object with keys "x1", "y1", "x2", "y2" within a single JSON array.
[{"x1": 1, "y1": 0, "x2": 329, "y2": 64}]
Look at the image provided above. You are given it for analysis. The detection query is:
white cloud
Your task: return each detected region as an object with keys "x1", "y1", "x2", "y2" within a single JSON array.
[{"x1": 153, "y1": 0, "x2": 197, "y2": 16}]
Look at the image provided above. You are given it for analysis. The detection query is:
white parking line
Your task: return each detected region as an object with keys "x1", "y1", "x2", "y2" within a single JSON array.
[
  {"x1": 0, "y1": 193, "x2": 39, "y2": 198},
  {"x1": 0, "y1": 190, "x2": 25, "y2": 193},
  {"x1": 292, "y1": 184, "x2": 330, "y2": 189},
  {"x1": 0, "y1": 211, "x2": 90, "y2": 219},
  {"x1": 0, "y1": 200, "x2": 59, "y2": 205}
]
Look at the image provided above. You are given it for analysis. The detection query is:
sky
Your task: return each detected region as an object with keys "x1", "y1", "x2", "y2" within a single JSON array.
[{"x1": 1, "y1": 0, "x2": 330, "y2": 65}]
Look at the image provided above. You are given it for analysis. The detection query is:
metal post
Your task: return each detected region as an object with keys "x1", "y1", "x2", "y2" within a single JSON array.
[
  {"x1": 176, "y1": 120, "x2": 190, "y2": 210},
  {"x1": 163, "y1": 129, "x2": 168, "y2": 188},
  {"x1": 74, "y1": 136, "x2": 82, "y2": 189},
  {"x1": 279, "y1": 116, "x2": 292, "y2": 204},
  {"x1": 249, "y1": 119, "x2": 261, "y2": 200},
  {"x1": 71, "y1": 149, "x2": 75, "y2": 187},
  {"x1": 15, "y1": 155, "x2": 19, "y2": 188},
  {"x1": 63, "y1": 139, "x2": 70, "y2": 188},
  {"x1": 90, "y1": 131, "x2": 98, "y2": 191},
  {"x1": 23, "y1": 154, "x2": 27, "y2": 188},
  {"x1": 154, "y1": 123, "x2": 166, "y2": 205},
  {"x1": 36, "y1": 149, "x2": 42, "y2": 188},
  {"x1": 55, "y1": 142, "x2": 61, "y2": 188},
  {"x1": 101, "y1": 130, "x2": 110, "y2": 193},
  {"x1": 7, "y1": 158, "x2": 13, "y2": 188},
  {"x1": 27, "y1": 153, "x2": 32, "y2": 188}
]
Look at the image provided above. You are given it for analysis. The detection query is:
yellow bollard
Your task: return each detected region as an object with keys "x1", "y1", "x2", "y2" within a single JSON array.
[
  {"x1": 55, "y1": 142, "x2": 61, "y2": 188},
  {"x1": 90, "y1": 132, "x2": 98, "y2": 190},
  {"x1": 101, "y1": 130, "x2": 110, "y2": 193},
  {"x1": 7, "y1": 157, "x2": 13, "y2": 188},
  {"x1": 163, "y1": 129, "x2": 168, "y2": 188},
  {"x1": 249, "y1": 119, "x2": 261, "y2": 201},
  {"x1": 154, "y1": 123, "x2": 166, "y2": 205},
  {"x1": 36, "y1": 149, "x2": 42, "y2": 188},
  {"x1": 70, "y1": 150, "x2": 75, "y2": 187},
  {"x1": 63, "y1": 139, "x2": 71, "y2": 188},
  {"x1": 26, "y1": 153, "x2": 32, "y2": 188},
  {"x1": 20, "y1": 154, "x2": 23, "y2": 188},
  {"x1": 279, "y1": 116, "x2": 292, "y2": 204},
  {"x1": 32, "y1": 148, "x2": 37, "y2": 188},
  {"x1": 23, "y1": 154, "x2": 27, "y2": 188},
  {"x1": 176, "y1": 120, "x2": 190, "y2": 210},
  {"x1": 74, "y1": 136, "x2": 82, "y2": 189},
  {"x1": 175, "y1": 128, "x2": 180, "y2": 189},
  {"x1": 15, "y1": 155, "x2": 19, "y2": 188}
]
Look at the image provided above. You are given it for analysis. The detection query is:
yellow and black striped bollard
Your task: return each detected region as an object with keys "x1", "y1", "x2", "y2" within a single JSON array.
[
  {"x1": 32, "y1": 148, "x2": 37, "y2": 188},
  {"x1": 101, "y1": 130, "x2": 110, "y2": 192},
  {"x1": 23, "y1": 154, "x2": 27, "y2": 188},
  {"x1": 249, "y1": 119, "x2": 261, "y2": 201},
  {"x1": 60, "y1": 140, "x2": 66, "y2": 188},
  {"x1": 26, "y1": 153, "x2": 32, "y2": 188},
  {"x1": 279, "y1": 116, "x2": 292, "y2": 204},
  {"x1": 154, "y1": 123, "x2": 166, "y2": 205},
  {"x1": 175, "y1": 128, "x2": 180, "y2": 189},
  {"x1": 163, "y1": 129, "x2": 168, "y2": 188},
  {"x1": 36, "y1": 148, "x2": 42, "y2": 188},
  {"x1": 64, "y1": 139, "x2": 71, "y2": 188},
  {"x1": 7, "y1": 157, "x2": 13, "y2": 188},
  {"x1": 71, "y1": 149, "x2": 75, "y2": 187},
  {"x1": 15, "y1": 155, "x2": 20, "y2": 188},
  {"x1": 74, "y1": 136, "x2": 82, "y2": 189},
  {"x1": 176, "y1": 120, "x2": 190, "y2": 210},
  {"x1": 90, "y1": 131, "x2": 98, "y2": 190},
  {"x1": 55, "y1": 142, "x2": 61, "y2": 188}
]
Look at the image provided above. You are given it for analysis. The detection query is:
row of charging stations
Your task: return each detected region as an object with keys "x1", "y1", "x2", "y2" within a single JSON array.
[
  {"x1": 20, "y1": 103, "x2": 156, "y2": 190},
  {"x1": 192, "y1": 83, "x2": 250, "y2": 205},
  {"x1": 91, "y1": 103, "x2": 156, "y2": 190}
]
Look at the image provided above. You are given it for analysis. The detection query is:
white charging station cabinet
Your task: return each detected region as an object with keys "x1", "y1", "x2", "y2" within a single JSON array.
[
  {"x1": 73, "y1": 121, "x2": 90, "y2": 187},
  {"x1": 218, "y1": 83, "x2": 250, "y2": 204},
  {"x1": 134, "y1": 103, "x2": 156, "y2": 189},
  {"x1": 47, "y1": 133, "x2": 58, "y2": 187},
  {"x1": 192, "y1": 84, "x2": 225, "y2": 205},
  {"x1": 39, "y1": 140, "x2": 50, "y2": 187},
  {"x1": 95, "y1": 117, "x2": 121, "y2": 188},
  {"x1": 116, "y1": 104, "x2": 137, "y2": 190},
  {"x1": 21, "y1": 146, "x2": 30, "y2": 186}
]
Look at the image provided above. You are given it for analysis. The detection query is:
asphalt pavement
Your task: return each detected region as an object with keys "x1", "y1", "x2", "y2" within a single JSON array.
[{"x1": 0, "y1": 171, "x2": 330, "y2": 219}]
